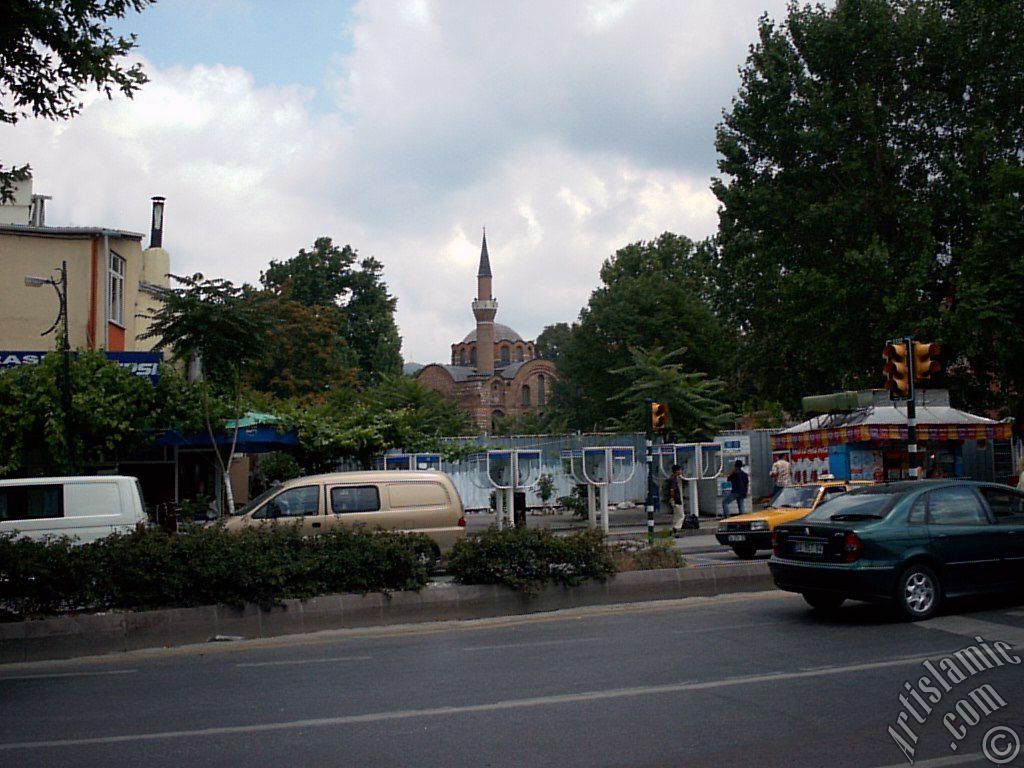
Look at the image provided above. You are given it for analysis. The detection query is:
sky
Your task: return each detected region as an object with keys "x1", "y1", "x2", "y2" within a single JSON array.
[{"x1": 3, "y1": 0, "x2": 791, "y2": 365}]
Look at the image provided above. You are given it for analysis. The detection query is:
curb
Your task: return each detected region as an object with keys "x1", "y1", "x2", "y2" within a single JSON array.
[{"x1": 0, "y1": 562, "x2": 775, "y2": 664}]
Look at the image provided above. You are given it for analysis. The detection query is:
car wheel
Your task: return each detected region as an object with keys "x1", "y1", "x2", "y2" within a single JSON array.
[
  {"x1": 731, "y1": 545, "x2": 757, "y2": 559},
  {"x1": 895, "y1": 563, "x2": 941, "y2": 621},
  {"x1": 802, "y1": 591, "x2": 846, "y2": 611}
]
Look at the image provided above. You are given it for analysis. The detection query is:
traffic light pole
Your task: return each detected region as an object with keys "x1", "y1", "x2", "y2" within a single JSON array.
[
  {"x1": 644, "y1": 398, "x2": 656, "y2": 543},
  {"x1": 904, "y1": 335, "x2": 919, "y2": 480}
]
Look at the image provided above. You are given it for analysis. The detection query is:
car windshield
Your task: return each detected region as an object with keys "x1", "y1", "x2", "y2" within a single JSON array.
[
  {"x1": 803, "y1": 491, "x2": 894, "y2": 522},
  {"x1": 232, "y1": 484, "x2": 281, "y2": 516},
  {"x1": 771, "y1": 486, "x2": 821, "y2": 509}
]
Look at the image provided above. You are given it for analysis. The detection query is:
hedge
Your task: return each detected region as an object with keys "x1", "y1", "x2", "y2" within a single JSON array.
[
  {"x1": 446, "y1": 527, "x2": 616, "y2": 594},
  {"x1": 0, "y1": 525, "x2": 434, "y2": 621}
]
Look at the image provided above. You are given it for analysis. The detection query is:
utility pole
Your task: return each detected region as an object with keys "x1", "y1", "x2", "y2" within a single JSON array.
[
  {"x1": 645, "y1": 398, "x2": 657, "y2": 543},
  {"x1": 25, "y1": 260, "x2": 73, "y2": 473}
]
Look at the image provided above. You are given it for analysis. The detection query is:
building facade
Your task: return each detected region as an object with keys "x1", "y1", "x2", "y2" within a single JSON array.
[
  {"x1": 0, "y1": 177, "x2": 170, "y2": 353},
  {"x1": 417, "y1": 232, "x2": 558, "y2": 432}
]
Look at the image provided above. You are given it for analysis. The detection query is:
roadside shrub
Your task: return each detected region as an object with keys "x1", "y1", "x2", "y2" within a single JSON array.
[
  {"x1": 447, "y1": 527, "x2": 615, "y2": 594},
  {"x1": 0, "y1": 525, "x2": 433, "y2": 620},
  {"x1": 557, "y1": 483, "x2": 590, "y2": 518},
  {"x1": 0, "y1": 534, "x2": 90, "y2": 619},
  {"x1": 608, "y1": 540, "x2": 686, "y2": 572}
]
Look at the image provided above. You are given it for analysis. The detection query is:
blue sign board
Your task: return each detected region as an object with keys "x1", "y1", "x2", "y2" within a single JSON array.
[{"x1": 0, "y1": 350, "x2": 164, "y2": 384}]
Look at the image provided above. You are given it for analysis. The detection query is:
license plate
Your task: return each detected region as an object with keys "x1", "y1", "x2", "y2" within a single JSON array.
[
  {"x1": 794, "y1": 541, "x2": 824, "y2": 555},
  {"x1": 728, "y1": 534, "x2": 746, "y2": 542}
]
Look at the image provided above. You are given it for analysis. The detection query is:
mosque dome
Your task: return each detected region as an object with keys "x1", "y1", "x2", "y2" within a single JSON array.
[{"x1": 461, "y1": 323, "x2": 524, "y2": 344}]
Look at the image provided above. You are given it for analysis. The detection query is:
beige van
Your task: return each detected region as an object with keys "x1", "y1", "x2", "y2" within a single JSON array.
[{"x1": 222, "y1": 470, "x2": 466, "y2": 553}]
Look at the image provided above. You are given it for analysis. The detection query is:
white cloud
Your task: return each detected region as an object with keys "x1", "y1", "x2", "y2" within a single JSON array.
[{"x1": 1, "y1": 0, "x2": 788, "y2": 365}]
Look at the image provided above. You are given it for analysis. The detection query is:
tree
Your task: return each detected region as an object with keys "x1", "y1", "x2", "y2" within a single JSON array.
[
  {"x1": 0, "y1": 352, "x2": 211, "y2": 477},
  {"x1": 1, "y1": 0, "x2": 153, "y2": 200},
  {"x1": 608, "y1": 346, "x2": 734, "y2": 441},
  {"x1": 711, "y1": 0, "x2": 1024, "y2": 410},
  {"x1": 535, "y1": 322, "x2": 573, "y2": 364},
  {"x1": 545, "y1": 233, "x2": 729, "y2": 430},
  {"x1": 246, "y1": 294, "x2": 359, "y2": 401},
  {"x1": 259, "y1": 237, "x2": 403, "y2": 385},
  {"x1": 141, "y1": 273, "x2": 267, "y2": 513},
  {"x1": 280, "y1": 376, "x2": 470, "y2": 473}
]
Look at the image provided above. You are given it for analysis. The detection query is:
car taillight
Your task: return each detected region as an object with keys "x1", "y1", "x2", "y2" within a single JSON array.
[
  {"x1": 457, "y1": 515, "x2": 466, "y2": 528},
  {"x1": 842, "y1": 532, "x2": 862, "y2": 563},
  {"x1": 771, "y1": 528, "x2": 781, "y2": 556}
]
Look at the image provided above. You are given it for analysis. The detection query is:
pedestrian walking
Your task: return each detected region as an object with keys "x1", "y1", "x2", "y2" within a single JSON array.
[
  {"x1": 668, "y1": 464, "x2": 685, "y2": 535},
  {"x1": 722, "y1": 459, "x2": 749, "y2": 517},
  {"x1": 770, "y1": 455, "x2": 792, "y2": 499}
]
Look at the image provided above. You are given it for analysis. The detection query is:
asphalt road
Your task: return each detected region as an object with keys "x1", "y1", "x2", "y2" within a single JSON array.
[{"x1": 3, "y1": 592, "x2": 1024, "y2": 768}]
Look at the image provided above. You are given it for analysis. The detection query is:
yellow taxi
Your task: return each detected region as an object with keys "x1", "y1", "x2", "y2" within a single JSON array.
[{"x1": 715, "y1": 480, "x2": 874, "y2": 558}]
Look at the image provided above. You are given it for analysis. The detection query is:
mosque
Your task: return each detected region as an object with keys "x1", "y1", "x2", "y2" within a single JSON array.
[{"x1": 416, "y1": 231, "x2": 558, "y2": 432}]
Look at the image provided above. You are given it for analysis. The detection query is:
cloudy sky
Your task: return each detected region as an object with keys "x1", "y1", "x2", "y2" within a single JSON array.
[{"x1": 3, "y1": 0, "x2": 790, "y2": 364}]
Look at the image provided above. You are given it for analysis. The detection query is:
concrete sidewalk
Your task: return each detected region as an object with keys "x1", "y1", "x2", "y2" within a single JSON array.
[{"x1": 466, "y1": 506, "x2": 728, "y2": 553}]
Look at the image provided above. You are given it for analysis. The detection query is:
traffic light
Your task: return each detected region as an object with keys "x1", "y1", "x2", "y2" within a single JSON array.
[
  {"x1": 650, "y1": 401, "x2": 669, "y2": 431},
  {"x1": 912, "y1": 341, "x2": 941, "y2": 381},
  {"x1": 882, "y1": 341, "x2": 911, "y2": 399}
]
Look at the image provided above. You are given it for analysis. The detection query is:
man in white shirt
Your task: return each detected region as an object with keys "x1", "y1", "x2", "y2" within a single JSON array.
[{"x1": 770, "y1": 456, "x2": 792, "y2": 499}]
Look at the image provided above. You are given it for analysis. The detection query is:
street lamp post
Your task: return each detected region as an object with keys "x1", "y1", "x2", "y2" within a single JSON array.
[{"x1": 25, "y1": 261, "x2": 73, "y2": 473}]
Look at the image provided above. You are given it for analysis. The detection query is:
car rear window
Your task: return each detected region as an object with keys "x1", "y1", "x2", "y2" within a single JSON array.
[{"x1": 803, "y1": 491, "x2": 894, "y2": 521}]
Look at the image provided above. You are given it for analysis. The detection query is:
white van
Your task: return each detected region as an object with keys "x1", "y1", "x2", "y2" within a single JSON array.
[{"x1": 0, "y1": 476, "x2": 148, "y2": 544}]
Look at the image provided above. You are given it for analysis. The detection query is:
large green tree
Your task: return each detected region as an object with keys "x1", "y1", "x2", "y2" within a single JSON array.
[
  {"x1": 544, "y1": 233, "x2": 729, "y2": 430},
  {"x1": 281, "y1": 376, "x2": 469, "y2": 472},
  {"x1": 141, "y1": 273, "x2": 266, "y2": 512},
  {"x1": 1, "y1": 0, "x2": 153, "y2": 200},
  {"x1": 712, "y1": 0, "x2": 1024, "y2": 412},
  {"x1": 0, "y1": 352, "x2": 211, "y2": 477},
  {"x1": 258, "y1": 237, "x2": 403, "y2": 385},
  {"x1": 608, "y1": 347, "x2": 734, "y2": 441}
]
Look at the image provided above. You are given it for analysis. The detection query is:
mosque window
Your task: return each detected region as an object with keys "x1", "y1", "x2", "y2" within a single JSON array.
[
  {"x1": 538, "y1": 375, "x2": 546, "y2": 406},
  {"x1": 521, "y1": 385, "x2": 531, "y2": 405}
]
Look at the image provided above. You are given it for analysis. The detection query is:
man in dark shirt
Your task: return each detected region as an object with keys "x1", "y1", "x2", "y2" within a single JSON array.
[{"x1": 722, "y1": 459, "x2": 749, "y2": 517}]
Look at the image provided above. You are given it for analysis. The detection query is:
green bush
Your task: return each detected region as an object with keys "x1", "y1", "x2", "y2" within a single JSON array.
[
  {"x1": 447, "y1": 527, "x2": 615, "y2": 594},
  {"x1": 608, "y1": 540, "x2": 686, "y2": 571},
  {"x1": 0, "y1": 526, "x2": 433, "y2": 620}
]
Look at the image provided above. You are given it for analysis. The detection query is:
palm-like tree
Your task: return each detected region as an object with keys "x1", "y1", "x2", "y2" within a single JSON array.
[{"x1": 608, "y1": 346, "x2": 733, "y2": 440}]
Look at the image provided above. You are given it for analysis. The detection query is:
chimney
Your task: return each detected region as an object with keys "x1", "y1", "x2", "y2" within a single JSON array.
[
  {"x1": 29, "y1": 194, "x2": 51, "y2": 226},
  {"x1": 150, "y1": 196, "x2": 166, "y2": 248}
]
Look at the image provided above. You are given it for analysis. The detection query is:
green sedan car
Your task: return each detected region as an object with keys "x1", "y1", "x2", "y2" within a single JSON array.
[{"x1": 769, "y1": 480, "x2": 1024, "y2": 620}]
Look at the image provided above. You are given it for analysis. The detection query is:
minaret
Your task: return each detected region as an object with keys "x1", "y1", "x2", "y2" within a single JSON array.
[{"x1": 472, "y1": 228, "x2": 497, "y2": 375}]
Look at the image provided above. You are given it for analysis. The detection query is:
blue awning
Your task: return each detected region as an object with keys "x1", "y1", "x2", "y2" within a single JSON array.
[{"x1": 152, "y1": 417, "x2": 298, "y2": 453}]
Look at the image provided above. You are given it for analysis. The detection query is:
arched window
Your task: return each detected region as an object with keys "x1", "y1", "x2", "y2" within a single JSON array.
[
  {"x1": 521, "y1": 385, "x2": 531, "y2": 405},
  {"x1": 470, "y1": 347, "x2": 477, "y2": 366},
  {"x1": 459, "y1": 349, "x2": 466, "y2": 365},
  {"x1": 515, "y1": 346, "x2": 524, "y2": 362},
  {"x1": 538, "y1": 375, "x2": 546, "y2": 406},
  {"x1": 501, "y1": 346, "x2": 510, "y2": 363}
]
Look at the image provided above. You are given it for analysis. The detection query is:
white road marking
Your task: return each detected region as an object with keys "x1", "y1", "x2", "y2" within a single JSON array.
[
  {"x1": 671, "y1": 621, "x2": 784, "y2": 636},
  {"x1": 916, "y1": 615, "x2": 1024, "y2": 648},
  {"x1": 869, "y1": 751, "x2": 989, "y2": 767},
  {"x1": 0, "y1": 649, "x2": 962, "y2": 751},
  {"x1": 0, "y1": 669, "x2": 137, "y2": 682},
  {"x1": 236, "y1": 656, "x2": 371, "y2": 668},
  {"x1": 463, "y1": 638, "x2": 602, "y2": 652}
]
